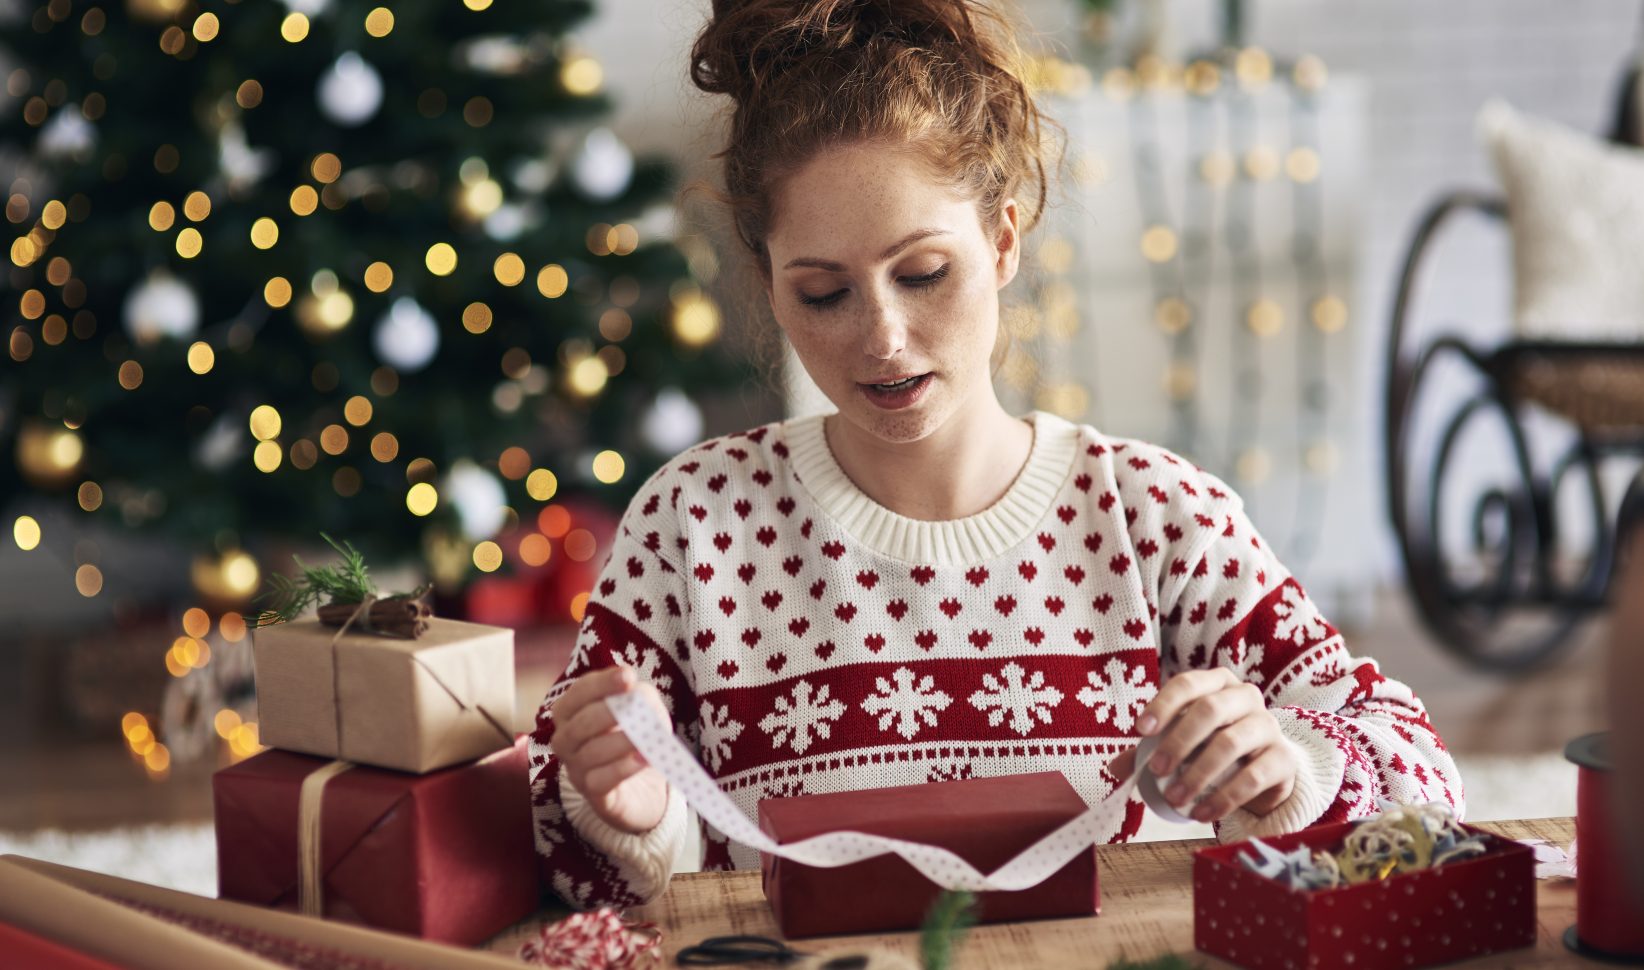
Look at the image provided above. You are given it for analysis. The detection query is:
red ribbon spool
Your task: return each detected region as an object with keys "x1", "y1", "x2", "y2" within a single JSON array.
[{"x1": 1565, "y1": 732, "x2": 1644, "y2": 962}]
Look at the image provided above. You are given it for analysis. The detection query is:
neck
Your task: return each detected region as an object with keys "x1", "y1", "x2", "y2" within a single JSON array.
[{"x1": 821, "y1": 392, "x2": 1035, "y2": 522}]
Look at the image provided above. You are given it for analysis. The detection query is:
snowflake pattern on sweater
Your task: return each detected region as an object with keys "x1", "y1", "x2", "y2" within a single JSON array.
[{"x1": 527, "y1": 411, "x2": 1461, "y2": 909}]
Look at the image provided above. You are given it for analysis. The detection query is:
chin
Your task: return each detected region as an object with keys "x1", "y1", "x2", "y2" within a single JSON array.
[{"x1": 833, "y1": 389, "x2": 948, "y2": 445}]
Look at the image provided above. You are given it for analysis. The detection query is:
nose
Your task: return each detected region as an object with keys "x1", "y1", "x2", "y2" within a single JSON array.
[{"x1": 860, "y1": 294, "x2": 906, "y2": 361}]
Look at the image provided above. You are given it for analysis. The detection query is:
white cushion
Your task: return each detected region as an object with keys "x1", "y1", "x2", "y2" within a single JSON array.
[{"x1": 1476, "y1": 98, "x2": 1644, "y2": 342}]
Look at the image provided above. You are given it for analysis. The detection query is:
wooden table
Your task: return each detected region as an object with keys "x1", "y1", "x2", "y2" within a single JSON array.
[{"x1": 489, "y1": 818, "x2": 1587, "y2": 967}]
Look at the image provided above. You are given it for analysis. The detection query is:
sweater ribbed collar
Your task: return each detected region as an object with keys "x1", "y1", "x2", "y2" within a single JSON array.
[{"x1": 784, "y1": 409, "x2": 1080, "y2": 567}]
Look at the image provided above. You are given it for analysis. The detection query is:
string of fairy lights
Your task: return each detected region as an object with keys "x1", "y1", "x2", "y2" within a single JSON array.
[
  {"x1": 1005, "y1": 47, "x2": 1350, "y2": 573},
  {"x1": 5, "y1": 0, "x2": 735, "y2": 777}
]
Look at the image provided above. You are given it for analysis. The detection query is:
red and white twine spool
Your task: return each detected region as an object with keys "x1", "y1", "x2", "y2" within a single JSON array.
[
  {"x1": 518, "y1": 908, "x2": 662, "y2": 970},
  {"x1": 1565, "y1": 732, "x2": 1644, "y2": 962}
]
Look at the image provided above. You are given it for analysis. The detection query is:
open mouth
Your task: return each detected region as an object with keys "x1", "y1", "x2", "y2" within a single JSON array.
[
  {"x1": 866, "y1": 375, "x2": 924, "y2": 389},
  {"x1": 859, "y1": 373, "x2": 933, "y2": 409}
]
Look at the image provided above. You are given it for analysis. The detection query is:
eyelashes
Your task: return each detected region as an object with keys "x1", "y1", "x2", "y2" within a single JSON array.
[{"x1": 796, "y1": 264, "x2": 951, "y2": 308}]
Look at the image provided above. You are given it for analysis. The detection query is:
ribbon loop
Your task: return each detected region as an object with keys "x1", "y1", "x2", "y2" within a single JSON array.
[{"x1": 605, "y1": 690, "x2": 1136, "y2": 893}]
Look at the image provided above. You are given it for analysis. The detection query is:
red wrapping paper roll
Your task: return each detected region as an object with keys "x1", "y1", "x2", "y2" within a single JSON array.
[{"x1": 1566, "y1": 732, "x2": 1644, "y2": 959}]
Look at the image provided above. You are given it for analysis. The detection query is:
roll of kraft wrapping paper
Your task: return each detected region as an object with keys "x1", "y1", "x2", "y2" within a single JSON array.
[
  {"x1": 606, "y1": 691, "x2": 1138, "y2": 892},
  {"x1": 1565, "y1": 732, "x2": 1644, "y2": 961}
]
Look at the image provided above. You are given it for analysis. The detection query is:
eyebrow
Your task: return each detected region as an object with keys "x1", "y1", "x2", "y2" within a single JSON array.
[{"x1": 782, "y1": 228, "x2": 951, "y2": 271}]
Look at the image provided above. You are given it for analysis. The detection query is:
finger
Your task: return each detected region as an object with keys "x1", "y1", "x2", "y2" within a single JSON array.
[
  {"x1": 1138, "y1": 668, "x2": 1237, "y2": 736},
  {"x1": 581, "y1": 752, "x2": 650, "y2": 798},
  {"x1": 1109, "y1": 747, "x2": 1137, "y2": 784},
  {"x1": 572, "y1": 729, "x2": 641, "y2": 771},
  {"x1": 1189, "y1": 746, "x2": 1294, "y2": 822},
  {"x1": 1147, "y1": 682, "x2": 1263, "y2": 777},
  {"x1": 1167, "y1": 710, "x2": 1274, "y2": 807},
  {"x1": 551, "y1": 691, "x2": 623, "y2": 760},
  {"x1": 551, "y1": 667, "x2": 635, "y2": 729}
]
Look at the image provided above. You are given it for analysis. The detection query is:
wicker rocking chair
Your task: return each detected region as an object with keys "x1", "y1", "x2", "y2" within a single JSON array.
[{"x1": 1384, "y1": 61, "x2": 1644, "y2": 671}]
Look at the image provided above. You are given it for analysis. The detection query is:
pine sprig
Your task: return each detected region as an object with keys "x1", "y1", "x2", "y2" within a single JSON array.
[
  {"x1": 918, "y1": 890, "x2": 977, "y2": 970},
  {"x1": 251, "y1": 534, "x2": 378, "y2": 627}
]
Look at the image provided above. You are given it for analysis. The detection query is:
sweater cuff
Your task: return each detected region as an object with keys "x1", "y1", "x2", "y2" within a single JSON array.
[
  {"x1": 560, "y1": 764, "x2": 689, "y2": 902},
  {"x1": 1215, "y1": 708, "x2": 1346, "y2": 844}
]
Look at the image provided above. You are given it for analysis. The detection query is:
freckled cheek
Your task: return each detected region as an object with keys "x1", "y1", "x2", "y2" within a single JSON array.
[
  {"x1": 783, "y1": 320, "x2": 856, "y2": 384},
  {"x1": 923, "y1": 284, "x2": 997, "y2": 360}
]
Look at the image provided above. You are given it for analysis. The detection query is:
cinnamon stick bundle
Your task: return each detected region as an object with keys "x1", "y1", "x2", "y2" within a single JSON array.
[{"x1": 316, "y1": 594, "x2": 432, "y2": 639}]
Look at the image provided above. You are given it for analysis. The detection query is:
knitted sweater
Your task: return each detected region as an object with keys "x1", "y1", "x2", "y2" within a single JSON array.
[{"x1": 527, "y1": 410, "x2": 1462, "y2": 910}]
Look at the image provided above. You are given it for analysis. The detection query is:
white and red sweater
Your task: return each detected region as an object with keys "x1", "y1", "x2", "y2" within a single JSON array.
[{"x1": 527, "y1": 410, "x2": 1462, "y2": 909}]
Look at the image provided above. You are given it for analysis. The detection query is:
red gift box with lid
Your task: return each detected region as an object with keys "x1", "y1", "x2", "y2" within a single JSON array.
[
  {"x1": 213, "y1": 735, "x2": 539, "y2": 946},
  {"x1": 1193, "y1": 820, "x2": 1535, "y2": 970},
  {"x1": 757, "y1": 770, "x2": 1100, "y2": 938}
]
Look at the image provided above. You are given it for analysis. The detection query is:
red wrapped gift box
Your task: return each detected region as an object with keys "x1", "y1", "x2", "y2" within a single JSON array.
[
  {"x1": 1194, "y1": 821, "x2": 1535, "y2": 970},
  {"x1": 214, "y1": 735, "x2": 539, "y2": 946},
  {"x1": 758, "y1": 771, "x2": 1100, "y2": 938}
]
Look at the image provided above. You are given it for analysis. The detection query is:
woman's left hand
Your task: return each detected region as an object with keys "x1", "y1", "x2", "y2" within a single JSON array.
[{"x1": 1108, "y1": 668, "x2": 1298, "y2": 822}]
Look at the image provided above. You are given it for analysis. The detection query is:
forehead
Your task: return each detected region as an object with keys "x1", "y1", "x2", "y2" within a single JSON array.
[{"x1": 768, "y1": 141, "x2": 979, "y2": 256}]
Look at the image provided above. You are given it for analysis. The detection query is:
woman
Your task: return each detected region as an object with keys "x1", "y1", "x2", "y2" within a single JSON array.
[{"x1": 529, "y1": 0, "x2": 1460, "y2": 909}]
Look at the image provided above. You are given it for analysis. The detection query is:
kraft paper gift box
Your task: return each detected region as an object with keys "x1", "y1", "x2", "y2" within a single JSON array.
[
  {"x1": 213, "y1": 735, "x2": 540, "y2": 946},
  {"x1": 1193, "y1": 820, "x2": 1535, "y2": 970},
  {"x1": 757, "y1": 771, "x2": 1101, "y2": 938},
  {"x1": 253, "y1": 615, "x2": 514, "y2": 773}
]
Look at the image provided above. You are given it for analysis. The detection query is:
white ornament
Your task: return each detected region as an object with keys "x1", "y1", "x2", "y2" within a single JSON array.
[
  {"x1": 1075, "y1": 657, "x2": 1157, "y2": 733},
  {"x1": 194, "y1": 412, "x2": 244, "y2": 472},
  {"x1": 512, "y1": 157, "x2": 555, "y2": 194},
  {"x1": 218, "y1": 121, "x2": 276, "y2": 194},
  {"x1": 970, "y1": 662, "x2": 1064, "y2": 736},
  {"x1": 373, "y1": 297, "x2": 439, "y2": 372},
  {"x1": 862, "y1": 667, "x2": 952, "y2": 740},
  {"x1": 641, "y1": 389, "x2": 704, "y2": 454},
  {"x1": 483, "y1": 203, "x2": 528, "y2": 242},
  {"x1": 570, "y1": 127, "x2": 633, "y2": 201},
  {"x1": 443, "y1": 460, "x2": 507, "y2": 541},
  {"x1": 39, "y1": 108, "x2": 97, "y2": 162},
  {"x1": 282, "y1": 0, "x2": 331, "y2": 15},
  {"x1": 317, "y1": 52, "x2": 384, "y2": 128},
  {"x1": 123, "y1": 272, "x2": 199, "y2": 345}
]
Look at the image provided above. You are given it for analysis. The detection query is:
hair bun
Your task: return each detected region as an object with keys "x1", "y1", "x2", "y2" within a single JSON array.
[{"x1": 690, "y1": 0, "x2": 977, "y2": 103}]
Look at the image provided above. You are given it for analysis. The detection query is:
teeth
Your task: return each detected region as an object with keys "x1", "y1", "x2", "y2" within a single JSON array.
[{"x1": 874, "y1": 376, "x2": 919, "y2": 389}]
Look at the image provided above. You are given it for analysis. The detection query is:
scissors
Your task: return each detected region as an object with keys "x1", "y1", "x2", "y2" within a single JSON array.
[{"x1": 675, "y1": 934, "x2": 811, "y2": 965}]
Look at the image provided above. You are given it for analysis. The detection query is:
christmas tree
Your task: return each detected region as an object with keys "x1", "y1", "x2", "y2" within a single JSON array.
[{"x1": 2, "y1": 0, "x2": 747, "y2": 608}]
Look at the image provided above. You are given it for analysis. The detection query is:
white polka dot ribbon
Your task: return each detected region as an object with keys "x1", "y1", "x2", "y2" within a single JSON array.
[{"x1": 607, "y1": 691, "x2": 1140, "y2": 892}]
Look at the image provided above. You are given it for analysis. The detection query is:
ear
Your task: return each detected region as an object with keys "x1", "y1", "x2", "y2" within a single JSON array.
[{"x1": 993, "y1": 198, "x2": 1021, "y2": 289}]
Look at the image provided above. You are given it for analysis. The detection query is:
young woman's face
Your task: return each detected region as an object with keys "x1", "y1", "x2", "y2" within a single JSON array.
[{"x1": 763, "y1": 141, "x2": 1020, "y2": 444}]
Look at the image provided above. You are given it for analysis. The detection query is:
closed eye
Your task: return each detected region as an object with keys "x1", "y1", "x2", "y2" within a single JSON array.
[{"x1": 796, "y1": 264, "x2": 951, "y2": 309}]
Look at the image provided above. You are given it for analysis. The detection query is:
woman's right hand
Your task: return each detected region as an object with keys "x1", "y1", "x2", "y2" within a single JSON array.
[{"x1": 549, "y1": 665, "x2": 672, "y2": 835}]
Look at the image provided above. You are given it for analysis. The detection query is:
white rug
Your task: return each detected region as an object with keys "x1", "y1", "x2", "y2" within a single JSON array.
[{"x1": 0, "y1": 751, "x2": 1578, "y2": 894}]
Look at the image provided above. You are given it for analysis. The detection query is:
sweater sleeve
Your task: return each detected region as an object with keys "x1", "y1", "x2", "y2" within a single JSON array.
[
  {"x1": 527, "y1": 481, "x2": 700, "y2": 909},
  {"x1": 1157, "y1": 500, "x2": 1463, "y2": 844}
]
